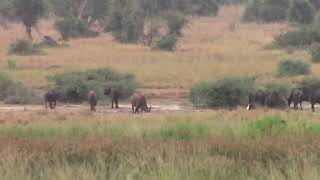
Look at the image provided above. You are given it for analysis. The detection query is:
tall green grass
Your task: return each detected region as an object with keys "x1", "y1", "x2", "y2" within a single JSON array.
[
  {"x1": 0, "y1": 115, "x2": 320, "y2": 139},
  {"x1": 244, "y1": 116, "x2": 288, "y2": 138},
  {"x1": 152, "y1": 123, "x2": 211, "y2": 141},
  {"x1": 0, "y1": 121, "x2": 128, "y2": 139},
  {"x1": 0, "y1": 114, "x2": 319, "y2": 179}
]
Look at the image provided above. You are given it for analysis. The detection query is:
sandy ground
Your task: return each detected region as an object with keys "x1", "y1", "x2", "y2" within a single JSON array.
[
  {"x1": 0, "y1": 102, "x2": 315, "y2": 114},
  {"x1": 0, "y1": 100, "x2": 201, "y2": 114}
]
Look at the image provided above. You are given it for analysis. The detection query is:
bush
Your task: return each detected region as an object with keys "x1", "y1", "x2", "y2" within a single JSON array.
[
  {"x1": 188, "y1": 0, "x2": 219, "y2": 16},
  {"x1": 277, "y1": 60, "x2": 310, "y2": 77},
  {"x1": 49, "y1": 68, "x2": 136, "y2": 103},
  {"x1": 243, "y1": 0, "x2": 261, "y2": 22},
  {"x1": 0, "y1": 74, "x2": 41, "y2": 104},
  {"x1": 264, "y1": 83, "x2": 290, "y2": 107},
  {"x1": 6, "y1": 58, "x2": 17, "y2": 70},
  {"x1": 309, "y1": 43, "x2": 320, "y2": 63},
  {"x1": 54, "y1": 18, "x2": 98, "y2": 40},
  {"x1": 297, "y1": 77, "x2": 320, "y2": 96},
  {"x1": 243, "y1": 0, "x2": 289, "y2": 22},
  {"x1": 8, "y1": 39, "x2": 38, "y2": 55},
  {"x1": 111, "y1": 13, "x2": 144, "y2": 43},
  {"x1": 265, "y1": 83, "x2": 290, "y2": 97},
  {"x1": 35, "y1": 36, "x2": 60, "y2": 48},
  {"x1": 309, "y1": 0, "x2": 320, "y2": 10},
  {"x1": 4, "y1": 83, "x2": 41, "y2": 104},
  {"x1": 165, "y1": 11, "x2": 188, "y2": 36},
  {"x1": 256, "y1": 4, "x2": 287, "y2": 22},
  {"x1": 273, "y1": 28, "x2": 320, "y2": 48},
  {"x1": 106, "y1": 1, "x2": 144, "y2": 43},
  {"x1": 154, "y1": 34, "x2": 178, "y2": 51},
  {"x1": 245, "y1": 116, "x2": 288, "y2": 138},
  {"x1": 189, "y1": 77, "x2": 255, "y2": 108},
  {"x1": 289, "y1": 0, "x2": 315, "y2": 24}
]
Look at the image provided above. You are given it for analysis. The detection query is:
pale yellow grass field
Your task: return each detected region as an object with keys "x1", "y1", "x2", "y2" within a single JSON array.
[{"x1": 0, "y1": 6, "x2": 315, "y2": 94}]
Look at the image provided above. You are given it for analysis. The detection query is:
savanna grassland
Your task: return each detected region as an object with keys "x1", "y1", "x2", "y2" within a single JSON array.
[
  {"x1": 1, "y1": 5, "x2": 320, "y2": 180},
  {"x1": 0, "y1": 6, "x2": 311, "y2": 93}
]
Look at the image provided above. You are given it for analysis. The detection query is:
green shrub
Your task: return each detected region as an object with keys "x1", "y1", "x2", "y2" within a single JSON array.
[
  {"x1": 289, "y1": 0, "x2": 315, "y2": 24},
  {"x1": 35, "y1": 36, "x2": 60, "y2": 48},
  {"x1": 106, "y1": 1, "x2": 144, "y2": 43},
  {"x1": 242, "y1": 0, "x2": 261, "y2": 22},
  {"x1": 49, "y1": 68, "x2": 136, "y2": 103},
  {"x1": 6, "y1": 58, "x2": 17, "y2": 70},
  {"x1": 273, "y1": 28, "x2": 320, "y2": 48},
  {"x1": 256, "y1": 4, "x2": 288, "y2": 22},
  {"x1": 296, "y1": 120, "x2": 320, "y2": 135},
  {"x1": 264, "y1": 83, "x2": 290, "y2": 107},
  {"x1": 192, "y1": 0, "x2": 219, "y2": 16},
  {"x1": 245, "y1": 116, "x2": 288, "y2": 138},
  {"x1": 216, "y1": 0, "x2": 246, "y2": 4},
  {"x1": 111, "y1": 12, "x2": 144, "y2": 43},
  {"x1": 154, "y1": 34, "x2": 178, "y2": 51},
  {"x1": 309, "y1": 43, "x2": 320, "y2": 63},
  {"x1": 0, "y1": 74, "x2": 41, "y2": 104},
  {"x1": 309, "y1": 0, "x2": 320, "y2": 10},
  {"x1": 54, "y1": 18, "x2": 98, "y2": 40},
  {"x1": 4, "y1": 83, "x2": 41, "y2": 104},
  {"x1": 189, "y1": 77, "x2": 255, "y2": 108},
  {"x1": 165, "y1": 11, "x2": 188, "y2": 36},
  {"x1": 154, "y1": 123, "x2": 211, "y2": 141},
  {"x1": 8, "y1": 39, "x2": 38, "y2": 55},
  {"x1": 297, "y1": 77, "x2": 320, "y2": 96},
  {"x1": 265, "y1": 83, "x2": 290, "y2": 97},
  {"x1": 243, "y1": 0, "x2": 289, "y2": 22},
  {"x1": 277, "y1": 59, "x2": 310, "y2": 77}
]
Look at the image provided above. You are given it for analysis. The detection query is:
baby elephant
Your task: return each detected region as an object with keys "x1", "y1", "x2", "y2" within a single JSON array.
[
  {"x1": 130, "y1": 93, "x2": 151, "y2": 114},
  {"x1": 88, "y1": 91, "x2": 98, "y2": 112}
]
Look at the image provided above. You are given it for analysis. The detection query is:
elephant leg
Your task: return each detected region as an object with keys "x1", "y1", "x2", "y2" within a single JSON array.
[
  {"x1": 312, "y1": 103, "x2": 315, "y2": 112},
  {"x1": 111, "y1": 100, "x2": 114, "y2": 108},
  {"x1": 115, "y1": 99, "x2": 119, "y2": 109},
  {"x1": 135, "y1": 106, "x2": 140, "y2": 114},
  {"x1": 132, "y1": 105, "x2": 135, "y2": 113}
]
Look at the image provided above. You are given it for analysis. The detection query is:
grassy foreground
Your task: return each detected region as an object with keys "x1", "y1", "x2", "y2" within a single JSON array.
[{"x1": 0, "y1": 110, "x2": 319, "y2": 179}]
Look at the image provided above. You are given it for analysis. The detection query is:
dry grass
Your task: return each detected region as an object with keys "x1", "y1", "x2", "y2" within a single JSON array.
[
  {"x1": 0, "y1": 6, "x2": 313, "y2": 96},
  {"x1": 0, "y1": 107, "x2": 318, "y2": 179},
  {"x1": 0, "y1": 128, "x2": 319, "y2": 179},
  {"x1": 0, "y1": 108, "x2": 318, "y2": 137}
]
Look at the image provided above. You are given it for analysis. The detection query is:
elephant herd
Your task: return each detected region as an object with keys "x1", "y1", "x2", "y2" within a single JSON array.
[
  {"x1": 44, "y1": 86, "x2": 320, "y2": 113},
  {"x1": 247, "y1": 88, "x2": 320, "y2": 112},
  {"x1": 44, "y1": 88, "x2": 151, "y2": 114}
]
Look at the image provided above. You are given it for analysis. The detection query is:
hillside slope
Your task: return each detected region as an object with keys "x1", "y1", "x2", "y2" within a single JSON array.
[{"x1": 0, "y1": 6, "x2": 311, "y2": 98}]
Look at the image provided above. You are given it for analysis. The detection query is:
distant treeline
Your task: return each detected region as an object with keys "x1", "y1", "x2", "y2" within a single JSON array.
[
  {"x1": 0, "y1": 0, "x2": 232, "y2": 50},
  {"x1": 243, "y1": 0, "x2": 319, "y2": 24}
]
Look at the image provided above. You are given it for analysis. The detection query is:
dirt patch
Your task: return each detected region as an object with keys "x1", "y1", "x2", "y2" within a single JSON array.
[{"x1": 0, "y1": 102, "x2": 198, "y2": 114}]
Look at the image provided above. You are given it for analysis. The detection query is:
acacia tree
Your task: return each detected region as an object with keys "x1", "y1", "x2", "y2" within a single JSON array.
[
  {"x1": 15, "y1": 0, "x2": 46, "y2": 39},
  {"x1": 49, "y1": 0, "x2": 109, "y2": 24},
  {"x1": 0, "y1": 0, "x2": 46, "y2": 40}
]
